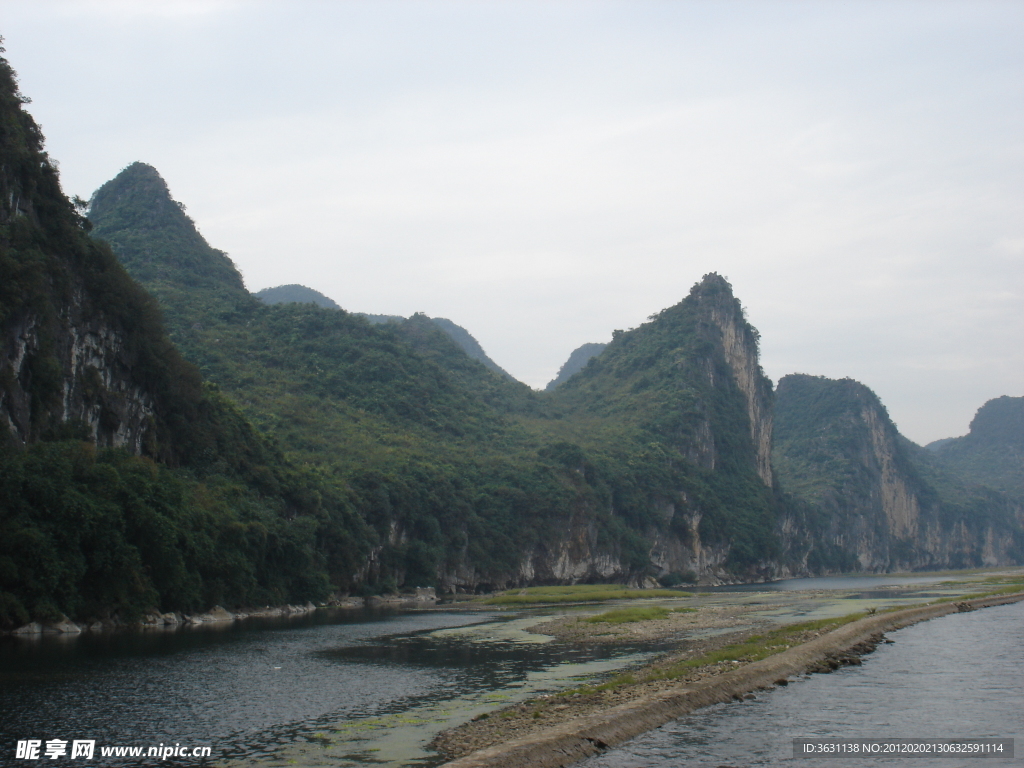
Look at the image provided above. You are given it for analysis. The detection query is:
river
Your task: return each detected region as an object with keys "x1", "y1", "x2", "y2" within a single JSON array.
[
  {"x1": 0, "y1": 607, "x2": 667, "y2": 767},
  {"x1": 0, "y1": 575, "x2": 1019, "y2": 767},
  {"x1": 580, "y1": 599, "x2": 1023, "y2": 768}
]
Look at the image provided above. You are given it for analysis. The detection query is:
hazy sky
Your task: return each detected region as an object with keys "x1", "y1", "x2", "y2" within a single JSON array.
[{"x1": 2, "y1": 1, "x2": 1021, "y2": 444}]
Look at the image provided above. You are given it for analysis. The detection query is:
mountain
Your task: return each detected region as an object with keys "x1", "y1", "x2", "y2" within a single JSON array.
[
  {"x1": 87, "y1": 160, "x2": 1023, "y2": 589},
  {"x1": 773, "y1": 375, "x2": 1023, "y2": 572},
  {"x1": 927, "y1": 396, "x2": 1024, "y2": 498},
  {"x1": 255, "y1": 284, "x2": 342, "y2": 310},
  {"x1": 545, "y1": 342, "x2": 607, "y2": 391},
  {"x1": 0, "y1": 54, "x2": 373, "y2": 629},
  {"x1": 88, "y1": 163, "x2": 793, "y2": 586}
]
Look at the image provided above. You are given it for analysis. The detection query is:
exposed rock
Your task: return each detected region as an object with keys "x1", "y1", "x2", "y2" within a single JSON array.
[
  {"x1": 187, "y1": 605, "x2": 235, "y2": 623},
  {"x1": 42, "y1": 615, "x2": 81, "y2": 634},
  {"x1": 11, "y1": 622, "x2": 42, "y2": 635}
]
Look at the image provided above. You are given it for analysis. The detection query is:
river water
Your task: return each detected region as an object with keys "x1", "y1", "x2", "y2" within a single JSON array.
[
  {"x1": 0, "y1": 607, "x2": 666, "y2": 767},
  {"x1": 1, "y1": 577, "x2": 1019, "y2": 767},
  {"x1": 580, "y1": 599, "x2": 1023, "y2": 768}
]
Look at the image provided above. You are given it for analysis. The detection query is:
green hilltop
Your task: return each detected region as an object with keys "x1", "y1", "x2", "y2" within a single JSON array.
[{"x1": 254, "y1": 284, "x2": 515, "y2": 380}]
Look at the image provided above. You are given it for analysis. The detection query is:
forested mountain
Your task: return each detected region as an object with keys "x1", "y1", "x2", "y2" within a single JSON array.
[
  {"x1": 0, "y1": 53, "x2": 371, "y2": 629},
  {"x1": 334, "y1": 308, "x2": 516, "y2": 381},
  {"x1": 83, "y1": 160, "x2": 1024, "y2": 592},
  {"x1": 773, "y1": 375, "x2": 1023, "y2": 572},
  {"x1": 926, "y1": 396, "x2": 1024, "y2": 498},
  {"x1": 546, "y1": 342, "x2": 607, "y2": 390},
  {"x1": 2, "y1": 37, "x2": 1020, "y2": 630},
  {"x1": 89, "y1": 162, "x2": 789, "y2": 589}
]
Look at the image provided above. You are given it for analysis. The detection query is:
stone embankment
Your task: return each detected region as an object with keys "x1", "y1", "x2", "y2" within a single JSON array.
[{"x1": 440, "y1": 592, "x2": 1024, "y2": 768}]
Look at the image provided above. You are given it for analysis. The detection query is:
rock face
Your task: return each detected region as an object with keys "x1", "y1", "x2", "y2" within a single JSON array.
[
  {"x1": 774, "y1": 375, "x2": 1024, "y2": 572},
  {"x1": 693, "y1": 277, "x2": 774, "y2": 487},
  {"x1": 441, "y1": 274, "x2": 781, "y2": 589},
  {"x1": 0, "y1": 128, "x2": 172, "y2": 453},
  {"x1": 1, "y1": 288, "x2": 157, "y2": 451}
]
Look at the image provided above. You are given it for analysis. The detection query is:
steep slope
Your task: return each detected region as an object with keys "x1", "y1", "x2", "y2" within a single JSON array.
[
  {"x1": 545, "y1": 342, "x2": 607, "y2": 391},
  {"x1": 0, "y1": 53, "x2": 373, "y2": 628},
  {"x1": 86, "y1": 163, "x2": 258, "y2": 337},
  {"x1": 773, "y1": 375, "x2": 1023, "y2": 572},
  {"x1": 927, "y1": 396, "x2": 1024, "y2": 498},
  {"x1": 542, "y1": 274, "x2": 779, "y2": 579}
]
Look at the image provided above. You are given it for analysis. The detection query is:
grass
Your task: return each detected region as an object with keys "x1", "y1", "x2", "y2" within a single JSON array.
[
  {"x1": 482, "y1": 584, "x2": 693, "y2": 606},
  {"x1": 585, "y1": 607, "x2": 670, "y2": 623},
  {"x1": 584, "y1": 606, "x2": 697, "y2": 624}
]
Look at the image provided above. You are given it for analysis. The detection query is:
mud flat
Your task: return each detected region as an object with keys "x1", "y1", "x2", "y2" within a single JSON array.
[{"x1": 437, "y1": 591, "x2": 1024, "y2": 768}]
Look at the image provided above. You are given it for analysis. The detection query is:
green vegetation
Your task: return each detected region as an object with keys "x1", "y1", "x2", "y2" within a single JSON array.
[
  {"x1": 652, "y1": 613, "x2": 866, "y2": 676},
  {"x1": 255, "y1": 284, "x2": 342, "y2": 310},
  {"x1": 545, "y1": 342, "x2": 607, "y2": 391},
  {"x1": 584, "y1": 606, "x2": 674, "y2": 623},
  {"x1": 483, "y1": 585, "x2": 693, "y2": 605}
]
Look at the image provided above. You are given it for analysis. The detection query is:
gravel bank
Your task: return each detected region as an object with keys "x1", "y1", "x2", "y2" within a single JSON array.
[{"x1": 437, "y1": 592, "x2": 1024, "y2": 768}]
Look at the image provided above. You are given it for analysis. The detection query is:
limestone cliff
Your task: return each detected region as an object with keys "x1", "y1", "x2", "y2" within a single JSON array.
[
  {"x1": 773, "y1": 374, "x2": 1024, "y2": 572},
  {"x1": 692, "y1": 277, "x2": 774, "y2": 487},
  {"x1": 0, "y1": 103, "x2": 182, "y2": 454},
  {"x1": 532, "y1": 274, "x2": 779, "y2": 585},
  {"x1": 1, "y1": 300, "x2": 157, "y2": 452}
]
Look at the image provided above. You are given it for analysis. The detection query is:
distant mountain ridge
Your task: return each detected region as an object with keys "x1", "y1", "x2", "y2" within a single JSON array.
[
  {"x1": 256, "y1": 285, "x2": 516, "y2": 381},
  {"x1": 5, "y1": 36, "x2": 1021, "y2": 630},
  {"x1": 546, "y1": 342, "x2": 607, "y2": 390},
  {"x1": 927, "y1": 396, "x2": 1024, "y2": 498}
]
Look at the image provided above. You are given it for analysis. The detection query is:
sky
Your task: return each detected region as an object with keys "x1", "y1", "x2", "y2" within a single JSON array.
[{"x1": 2, "y1": 0, "x2": 1021, "y2": 445}]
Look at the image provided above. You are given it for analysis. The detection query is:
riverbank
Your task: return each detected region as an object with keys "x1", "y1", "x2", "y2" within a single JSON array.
[
  {"x1": 2, "y1": 588, "x2": 443, "y2": 636},
  {"x1": 435, "y1": 590, "x2": 1024, "y2": 768}
]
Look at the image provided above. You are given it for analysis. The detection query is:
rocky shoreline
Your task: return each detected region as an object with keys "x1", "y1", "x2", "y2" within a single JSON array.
[
  {"x1": 435, "y1": 592, "x2": 1024, "y2": 768},
  {"x1": 3, "y1": 586, "x2": 439, "y2": 636}
]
